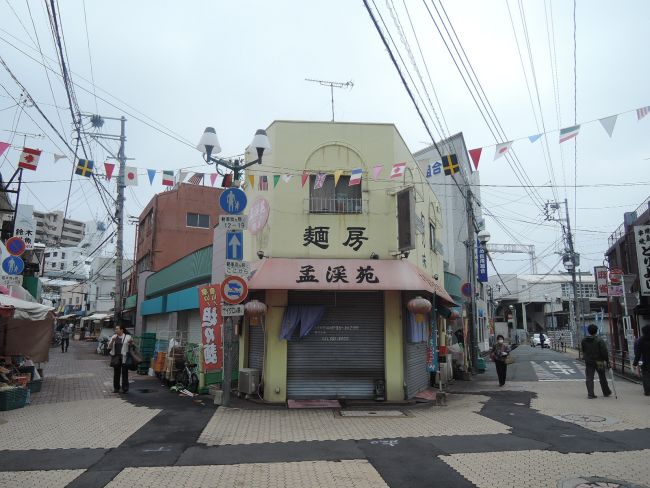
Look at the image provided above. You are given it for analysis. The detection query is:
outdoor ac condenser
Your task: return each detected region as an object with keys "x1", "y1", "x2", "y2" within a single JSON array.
[{"x1": 238, "y1": 368, "x2": 260, "y2": 395}]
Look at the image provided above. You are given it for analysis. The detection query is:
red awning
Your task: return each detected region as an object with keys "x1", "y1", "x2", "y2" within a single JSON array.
[{"x1": 248, "y1": 258, "x2": 456, "y2": 307}]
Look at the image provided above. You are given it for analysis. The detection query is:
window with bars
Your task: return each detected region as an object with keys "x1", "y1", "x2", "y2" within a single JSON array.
[{"x1": 309, "y1": 175, "x2": 362, "y2": 213}]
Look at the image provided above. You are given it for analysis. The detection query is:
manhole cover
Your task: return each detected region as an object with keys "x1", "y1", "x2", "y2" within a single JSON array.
[
  {"x1": 560, "y1": 414, "x2": 607, "y2": 423},
  {"x1": 339, "y1": 410, "x2": 407, "y2": 418},
  {"x1": 558, "y1": 476, "x2": 649, "y2": 488}
]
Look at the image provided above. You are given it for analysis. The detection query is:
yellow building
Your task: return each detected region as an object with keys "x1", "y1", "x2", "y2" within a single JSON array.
[{"x1": 238, "y1": 121, "x2": 454, "y2": 403}]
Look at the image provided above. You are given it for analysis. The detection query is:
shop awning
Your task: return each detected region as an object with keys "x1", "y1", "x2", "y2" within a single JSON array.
[
  {"x1": 0, "y1": 294, "x2": 54, "y2": 321},
  {"x1": 57, "y1": 313, "x2": 77, "y2": 320},
  {"x1": 83, "y1": 313, "x2": 109, "y2": 321},
  {"x1": 249, "y1": 258, "x2": 457, "y2": 307}
]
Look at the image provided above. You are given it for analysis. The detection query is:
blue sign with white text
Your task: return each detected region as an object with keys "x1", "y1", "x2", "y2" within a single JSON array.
[
  {"x1": 226, "y1": 231, "x2": 243, "y2": 261},
  {"x1": 220, "y1": 188, "x2": 247, "y2": 215},
  {"x1": 477, "y1": 239, "x2": 488, "y2": 282},
  {"x1": 2, "y1": 256, "x2": 24, "y2": 275}
]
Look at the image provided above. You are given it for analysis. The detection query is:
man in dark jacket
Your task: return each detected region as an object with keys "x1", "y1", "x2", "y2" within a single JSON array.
[
  {"x1": 632, "y1": 324, "x2": 650, "y2": 396},
  {"x1": 581, "y1": 324, "x2": 612, "y2": 399}
]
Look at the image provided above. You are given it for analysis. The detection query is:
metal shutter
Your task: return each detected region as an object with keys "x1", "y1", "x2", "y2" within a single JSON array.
[
  {"x1": 287, "y1": 291, "x2": 384, "y2": 400},
  {"x1": 144, "y1": 314, "x2": 168, "y2": 339},
  {"x1": 405, "y1": 341, "x2": 428, "y2": 398},
  {"x1": 248, "y1": 320, "x2": 264, "y2": 371},
  {"x1": 186, "y1": 310, "x2": 202, "y2": 345}
]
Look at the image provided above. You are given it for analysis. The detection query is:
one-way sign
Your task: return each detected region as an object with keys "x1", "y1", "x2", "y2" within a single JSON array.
[{"x1": 226, "y1": 231, "x2": 243, "y2": 261}]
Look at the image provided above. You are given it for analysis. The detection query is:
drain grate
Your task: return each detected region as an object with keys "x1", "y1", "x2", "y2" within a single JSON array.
[{"x1": 339, "y1": 410, "x2": 408, "y2": 418}]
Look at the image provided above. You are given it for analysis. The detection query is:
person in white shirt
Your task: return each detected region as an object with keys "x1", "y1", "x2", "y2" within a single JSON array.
[{"x1": 108, "y1": 324, "x2": 133, "y2": 393}]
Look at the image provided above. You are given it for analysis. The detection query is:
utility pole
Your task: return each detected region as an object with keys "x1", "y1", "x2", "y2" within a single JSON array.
[
  {"x1": 465, "y1": 189, "x2": 478, "y2": 373},
  {"x1": 305, "y1": 78, "x2": 353, "y2": 121},
  {"x1": 115, "y1": 116, "x2": 126, "y2": 320}
]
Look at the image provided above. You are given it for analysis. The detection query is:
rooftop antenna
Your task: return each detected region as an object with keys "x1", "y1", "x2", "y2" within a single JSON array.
[{"x1": 305, "y1": 78, "x2": 353, "y2": 121}]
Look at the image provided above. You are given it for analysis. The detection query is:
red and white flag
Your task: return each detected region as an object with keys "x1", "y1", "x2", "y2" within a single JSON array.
[
  {"x1": 187, "y1": 172, "x2": 204, "y2": 185},
  {"x1": 124, "y1": 166, "x2": 138, "y2": 186},
  {"x1": 637, "y1": 106, "x2": 650, "y2": 120},
  {"x1": 18, "y1": 147, "x2": 41, "y2": 171},
  {"x1": 493, "y1": 141, "x2": 513, "y2": 160},
  {"x1": 390, "y1": 162, "x2": 406, "y2": 179}
]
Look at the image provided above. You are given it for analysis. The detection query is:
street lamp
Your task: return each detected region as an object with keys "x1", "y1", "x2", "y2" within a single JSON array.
[
  {"x1": 478, "y1": 230, "x2": 491, "y2": 246},
  {"x1": 197, "y1": 127, "x2": 271, "y2": 183}
]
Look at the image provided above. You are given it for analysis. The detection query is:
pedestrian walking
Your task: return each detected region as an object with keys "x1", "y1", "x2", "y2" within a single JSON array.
[
  {"x1": 539, "y1": 332, "x2": 546, "y2": 349},
  {"x1": 632, "y1": 324, "x2": 650, "y2": 396},
  {"x1": 108, "y1": 324, "x2": 133, "y2": 393},
  {"x1": 490, "y1": 334, "x2": 511, "y2": 386},
  {"x1": 581, "y1": 323, "x2": 612, "y2": 399},
  {"x1": 60, "y1": 323, "x2": 71, "y2": 353}
]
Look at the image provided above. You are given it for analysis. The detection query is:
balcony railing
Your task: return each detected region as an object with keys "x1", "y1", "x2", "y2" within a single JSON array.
[
  {"x1": 308, "y1": 197, "x2": 363, "y2": 214},
  {"x1": 607, "y1": 195, "x2": 650, "y2": 248}
]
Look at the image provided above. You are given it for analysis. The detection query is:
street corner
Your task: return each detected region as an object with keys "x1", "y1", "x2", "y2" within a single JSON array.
[{"x1": 0, "y1": 398, "x2": 160, "y2": 450}]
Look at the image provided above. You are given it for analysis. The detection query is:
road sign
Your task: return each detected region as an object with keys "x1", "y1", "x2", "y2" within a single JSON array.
[
  {"x1": 220, "y1": 188, "x2": 247, "y2": 215},
  {"x1": 2, "y1": 256, "x2": 24, "y2": 275},
  {"x1": 225, "y1": 260, "x2": 250, "y2": 277},
  {"x1": 0, "y1": 274, "x2": 22, "y2": 286},
  {"x1": 220, "y1": 215, "x2": 247, "y2": 231},
  {"x1": 461, "y1": 282, "x2": 472, "y2": 298},
  {"x1": 221, "y1": 275, "x2": 248, "y2": 304},
  {"x1": 226, "y1": 231, "x2": 243, "y2": 261},
  {"x1": 222, "y1": 304, "x2": 245, "y2": 317},
  {"x1": 5, "y1": 237, "x2": 26, "y2": 256}
]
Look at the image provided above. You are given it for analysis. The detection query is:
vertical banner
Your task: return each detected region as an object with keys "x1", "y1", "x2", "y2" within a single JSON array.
[
  {"x1": 477, "y1": 239, "x2": 488, "y2": 282},
  {"x1": 427, "y1": 312, "x2": 438, "y2": 373},
  {"x1": 634, "y1": 225, "x2": 650, "y2": 296},
  {"x1": 608, "y1": 268, "x2": 623, "y2": 297},
  {"x1": 198, "y1": 284, "x2": 224, "y2": 372},
  {"x1": 594, "y1": 266, "x2": 609, "y2": 298}
]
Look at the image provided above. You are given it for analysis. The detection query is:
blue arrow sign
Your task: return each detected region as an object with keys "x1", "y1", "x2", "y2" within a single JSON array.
[
  {"x1": 219, "y1": 188, "x2": 247, "y2": 215},
  {"x1": 2, "y1": 256, "x2": 24, "y2": 275},
  {"x1": 226, "y1": 231, "x2": 243, "y2": 261}
]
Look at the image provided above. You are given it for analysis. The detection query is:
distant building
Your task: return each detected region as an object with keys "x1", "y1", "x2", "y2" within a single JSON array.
[
  {"x1": 42, "y1": 247, "x2": 89, "y2": 280},
  {"x1": 33, "y1": 210, "x2": 86, "y2": 247},
  {"x1": 87, "y1": 256, "x2": 133, "y2": 314},
  {"x1": 135, "y1": 183, "x2": 224, "y2": 274}
]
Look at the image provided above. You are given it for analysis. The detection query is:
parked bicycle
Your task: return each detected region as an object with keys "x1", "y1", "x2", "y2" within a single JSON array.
[
  {"x1": 51, "y1": 331, "x2": 62, "y2": 348},
  {"x1": 96, "y1": 336, "x2": 110, "y2": 356},
  {"x1": 174, "y1": 343, "x2": 200, "y2": 393}
]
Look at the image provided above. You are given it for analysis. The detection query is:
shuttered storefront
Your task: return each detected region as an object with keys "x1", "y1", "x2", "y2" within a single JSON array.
[
  {"x1": 144, "y1": 313, "x2": 170, "y2": 339},
  {"x1": 287, "y1": 291, "x2": 384, "y2": 399},
  {"x1": 405, "y1": 341, "x2": 428, "y2": 398},
  {"x1": 248, "y1": 320, "x2": 264, "y2": 371}
]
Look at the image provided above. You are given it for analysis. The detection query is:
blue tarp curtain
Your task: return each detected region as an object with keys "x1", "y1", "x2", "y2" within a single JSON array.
[
  {"x1": 407, "y1": 311, "x2": 428, "y2": 343},
  {"x1": 279, "y1": 305, "x2": 326, "y2": 340}
]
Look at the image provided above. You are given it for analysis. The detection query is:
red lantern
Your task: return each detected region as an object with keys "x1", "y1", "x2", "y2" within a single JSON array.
[
  {"x1": 244, "y1": 300, "x2": 267, "y2": 326},
  {"x1": 407, "y1": 296, "x2": 431, "y2": 323}
]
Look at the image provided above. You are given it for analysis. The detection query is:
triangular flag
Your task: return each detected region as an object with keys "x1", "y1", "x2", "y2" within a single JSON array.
[
  {"x1": 468, "y1": 148, "x2": 482, "y2": 170},
  {"x1": 527, "y1": 134, "x2": 542, "y2": 143},
  {"x1": 599, "y1": 115, "x2": 617, "y2": 137},
  {"x1": 372, "y1": 164, "x2": 383, "y2": 180},
  {"x1": 125, "y1": 166, "x2": 138, "y2": 186},
  {"x1": 104, "y1": 162, "x2": 115, "y2": 181},
  {"x1": 147, "y1": 169, "x2": 156, "y2": 185},
  {"x1": 334, "y1": 170, "x2": 343, "y2": 186},
  {"x1": 53, "y1": 153, "x2": 66, "y2": 163},
  {"x1": 301, "y1": 171, "x2": 309, "y2": 187},
  {"x1": 162, "y1": 170, "x2": 174, "y2": 186},
  {"x1": 273, "y1": 175, "x2": 280, "y2": 188},
  {"x1": 559, "y1": 125, "x2": 580, "y2": 143},
  {"x1": 248, "y1": 174, "x2": 255, "y2": 188},
  {"x1": 494, "y1": 141, "x2": 513, "y2": 160},
  {"x1": 0, "y1": 142, "x2": 10, "y2": 158},
  {"x1": 209, "y1": 173, "x2": 218, "y2": 186},
  {"x1": 178, "y1": 171, "x2": 187, "y2": 183},
  {"x1": 281, "y1": 174, "x2": 293, "y2": 183}
]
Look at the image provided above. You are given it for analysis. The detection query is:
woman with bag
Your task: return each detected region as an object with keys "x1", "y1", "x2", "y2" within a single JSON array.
[
  {"x1": 490, "y1": 334, "x2": 511, "y2": 387},
  {"x1": 108, "y1": 324, "x2": 133, "y2": 393}
]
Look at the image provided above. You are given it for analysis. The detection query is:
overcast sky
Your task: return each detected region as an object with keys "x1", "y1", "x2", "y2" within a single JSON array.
[{"x1": 1, "y1": 1, "x2": 648, "y2": 277}]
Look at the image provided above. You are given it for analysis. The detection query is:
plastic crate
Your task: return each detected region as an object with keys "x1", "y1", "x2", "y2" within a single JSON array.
[
  {"x1": 0, "y1": 387, "x2": 29, "y2": 411},
  {"x1": 28, "y1": 379, "x2": 42, "y2": 393}
]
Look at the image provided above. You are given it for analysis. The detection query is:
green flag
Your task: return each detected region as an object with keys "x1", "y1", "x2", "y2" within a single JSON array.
[{"x1": 273, "y1": 174, "x2": 280, "y2": 188}]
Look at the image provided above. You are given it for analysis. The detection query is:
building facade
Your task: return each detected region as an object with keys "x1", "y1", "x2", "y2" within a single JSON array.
[
  {"x1": 135, "y1": 183, "x2": 225, "y2": 274},
  {"x1": 33, "y1": 210, "x2": 86, "y2": 247},
  {"x1": 233, "y1": 121, "x2": 453, "y2": 403}
]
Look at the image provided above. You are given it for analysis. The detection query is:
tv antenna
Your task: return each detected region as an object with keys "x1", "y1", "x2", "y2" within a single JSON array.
[{"x1": 305, "y1": 78, "x2": 353, "y2": 122}]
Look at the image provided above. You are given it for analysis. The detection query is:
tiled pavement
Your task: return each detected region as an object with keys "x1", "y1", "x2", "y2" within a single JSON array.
[{"x1": 0, "y1": 469, "x2": 85, "y2": 488}]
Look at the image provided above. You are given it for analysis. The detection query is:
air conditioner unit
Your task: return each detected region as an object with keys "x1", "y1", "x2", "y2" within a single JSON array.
[{"x1": 238, "y1": 368, "x2": 260, "y2": 395}]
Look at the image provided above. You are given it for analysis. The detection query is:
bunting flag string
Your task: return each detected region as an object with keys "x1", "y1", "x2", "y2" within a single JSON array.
[
  {"x1": 125, "y1": 166, "x2": 138, "y2": 186},
  {"x1": 247, "y1": 174, "x2": 255, "y2": 188},
  {"x1": 372, "y1": 164, "x2": 383, "y2": 180},
  {"x1": 104, "y1": 162, "x2": 115, "y2": 181},
  {"x1": 301, "y1": 171, "x2": 309, "y2": 188},
  {"x1": 162, "y1": 170, "x2": 174, "y2": 186},
  {"x1": 273, "y1": 174, "x2": 280, "y2": 188},
  {"x1": 209, "y1": 173, "x2": 219, "y2": 187},
  {"x1": 0, "y1": 142, "x2": 10, "y2": 158},
  {"x1": 282, "y1": 174, "x2": 293, "y2": 183},
  {"x1": 599, "y1": 115, "x2": 617, "y2": 138},
  {"x1": 349, "y1": 168, "x2": 362, "y2": 185},
  {"x1": 147, "y1": 169, "x2": 156, "y2": 185},
  {"x1": 494, "y1": 141, "x2": 513, "y2": 160},
  {"x1": 259, "y1": 175, "x2": 268, "y2": 191},
  {"x1": 528, "y1": 134, "x2": 542, "y2": 143},
  {"x1": 75, "y1": 158, "x2": 93, "y2": 177},
  {"x1": 390, "y1": 162, "x2": 406, "y2": 179},
  {"x1": 559, "y1": 125, "x2": 580, "y2": 143},
  {"x1": 468, "y1": 148, "x2": 482, "y2": 170}
]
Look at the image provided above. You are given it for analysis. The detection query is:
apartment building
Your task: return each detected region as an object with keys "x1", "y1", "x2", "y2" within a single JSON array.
[{"x1": 33, "y1": 210, "x2": 86, "y2": 247}]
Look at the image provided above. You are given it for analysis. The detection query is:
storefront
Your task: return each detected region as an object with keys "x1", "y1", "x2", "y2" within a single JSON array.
[{"x1": 243, "y1": 257, "x2": 455, "y2": 402}]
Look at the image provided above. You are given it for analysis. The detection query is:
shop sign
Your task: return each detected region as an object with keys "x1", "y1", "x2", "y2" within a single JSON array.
[
  {"x1": 248, "y1": 197, "x2": 270, "y2": 236},
  {"x1": 198, "y1": 284, "x2": 223, "y2": 372},
  {"x1": 0, "y1": 274, "x2": 22, "y2": 286},
  {"x1": 302, "y1": 226, "x2": 368, "y2": 251},
  {"x1": 296, "y1": 263, "x2": 380, "y2": 284},
  {"x1": 225, "y1": 260, "x2": 250, "y2": 277},
  {"x1": 594, "y1": 266, "x2": 609, "y2": 298},
  {"x1": 13, "y1": 205, "x2": 36, "y2": 250},
  {"x1": 608, "y1": 267, "x2": 623, "y2": 297},
  {"x1": 477, "y1": 239, "x2": 488, "y2": 283},
  {"x1": 221, "y1": 304, "x2": 244, "y2": 317},
  {"x1": 219, "y1": 215, "x2": 247, "y2": 231},
  {"x1": 312, "y1": 324, "x2": 359, "y2": 342},
  {"x1": 633, "y1": 225, "x2": 650, "y2": 296},
  {"x1": 427, "y1": 315, "x2": 438, "y2": 373}
]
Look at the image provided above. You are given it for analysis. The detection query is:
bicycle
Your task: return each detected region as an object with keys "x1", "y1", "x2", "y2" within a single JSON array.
[{"x1": 174, "y1": 343, "x2": 200, "y2": 393}]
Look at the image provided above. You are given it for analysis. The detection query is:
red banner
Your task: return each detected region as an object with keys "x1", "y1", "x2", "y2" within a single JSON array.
[{"x1": 198, "y1": 284, "x2": 223, "y2": 372}]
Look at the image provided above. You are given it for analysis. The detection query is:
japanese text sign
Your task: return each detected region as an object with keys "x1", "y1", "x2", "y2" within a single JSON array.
[
  {"x1": 594, "y1": 266, "x2": 608, "y2": 298},
  {"x1": 634, "y1": 225, "x2": 650, "y2": 296},
  {"x1": 198, "y1": 284, "x2": 223, "y2": 372}
]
